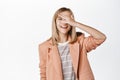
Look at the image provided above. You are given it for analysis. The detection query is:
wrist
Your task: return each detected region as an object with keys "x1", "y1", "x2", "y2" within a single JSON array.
[{"x1": 72, "y1": 21, "x2": 79, "y2": 27}]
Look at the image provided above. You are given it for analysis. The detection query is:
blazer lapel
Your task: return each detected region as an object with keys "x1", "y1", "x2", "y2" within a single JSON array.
[
  {"x1": 69, "y1": 42, "x2": 80, "y2": 77},
  {"x1": 51, "y1": 45, "x2": 63, "y2": 80}
]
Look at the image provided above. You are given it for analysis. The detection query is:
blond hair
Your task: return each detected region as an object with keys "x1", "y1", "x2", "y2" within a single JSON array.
[{"x1": 52, "y1": 7, "x2": 77, "y2": 45}]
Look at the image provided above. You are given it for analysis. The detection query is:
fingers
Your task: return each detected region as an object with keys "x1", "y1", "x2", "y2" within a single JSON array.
[
  {"x1": 58, "y1": 14, "x2": 73, "y2": 20},
  {"x1": 58, "y1": 14, "x2": 66, "y2": 20}
]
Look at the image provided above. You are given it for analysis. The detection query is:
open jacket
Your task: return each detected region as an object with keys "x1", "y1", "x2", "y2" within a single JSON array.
[{"x1": 38, "y1": 32, "x2": 105, "y2": 80}]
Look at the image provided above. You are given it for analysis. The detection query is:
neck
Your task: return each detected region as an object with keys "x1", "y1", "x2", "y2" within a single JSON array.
[{"x1": 59, "y1": 34, "x2": 68, "y2": 43}]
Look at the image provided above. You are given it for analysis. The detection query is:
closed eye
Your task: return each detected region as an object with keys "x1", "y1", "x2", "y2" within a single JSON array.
[{"x1": 57, "y1": 17, "x2": 62, "y2": 20}]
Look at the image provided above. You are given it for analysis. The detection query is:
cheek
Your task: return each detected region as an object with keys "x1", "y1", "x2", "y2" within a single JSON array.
[
  {"x1": 56, "y1": 20, "x2": 60, "y2": 26},
  {"x1": 56, "y1": 21, "x2": 60, "y2": 30},
  {"x1": 56, "y1": 22, "x2": 60, "y2": 26}
]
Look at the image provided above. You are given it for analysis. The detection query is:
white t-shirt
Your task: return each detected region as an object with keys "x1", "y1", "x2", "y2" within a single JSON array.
[{"x1": 57, "y1": 41, "x2": 76, "y2": 80}]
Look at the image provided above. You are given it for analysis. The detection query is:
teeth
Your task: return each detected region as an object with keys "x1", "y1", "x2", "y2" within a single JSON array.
[{"x1": 61, "y1": 26, "x2": 67, "y2": 29}]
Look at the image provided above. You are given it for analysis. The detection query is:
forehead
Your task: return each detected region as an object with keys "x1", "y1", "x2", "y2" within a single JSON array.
[{"x1": 59, "y1": 11, "x2": 72, "y2": 16}]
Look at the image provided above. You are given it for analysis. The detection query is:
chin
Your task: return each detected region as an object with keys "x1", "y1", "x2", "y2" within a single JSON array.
[{"x1": 60, "y1": 31, "x2": 69, "y2": 34}]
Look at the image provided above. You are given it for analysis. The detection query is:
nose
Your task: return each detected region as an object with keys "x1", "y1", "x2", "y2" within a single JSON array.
[
  {"x1": 63, "y1": 23, "x2": 68, "y2": 26},
  {"x1": 61, "y1": 21, "x2": 68, "y2": 26}
]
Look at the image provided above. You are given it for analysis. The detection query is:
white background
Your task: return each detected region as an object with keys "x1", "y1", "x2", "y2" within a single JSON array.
[{"x1": 0, "y1": 0, "x2": 120, "y2": 80}]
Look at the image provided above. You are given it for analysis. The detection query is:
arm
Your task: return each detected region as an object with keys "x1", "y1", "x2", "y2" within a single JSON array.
[
  {"x1": 59, "y1": 14, "x2": 106, "y2": 52},
  {"x1": 58, "y1": 14, "x2": 106, "y2": 40},
  {"x1": 71, "y1": 21, "x2": 106, "y2": 40},
  {"x1": 71, "y1": 19, "x2": 106, "y2": 52},
  {"x1": 38, "y1": 44, "x2": 46, "y2": 80}
]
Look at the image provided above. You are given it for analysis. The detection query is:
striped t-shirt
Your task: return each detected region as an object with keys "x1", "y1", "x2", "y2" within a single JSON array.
[{"x1": 58, "y1": 41, "x2": 76, "y2": 80}]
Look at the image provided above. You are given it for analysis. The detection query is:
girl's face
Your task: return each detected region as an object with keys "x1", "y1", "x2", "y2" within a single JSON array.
[{"x1": 56, "y1": 11, "x2": 72, "y2": 35}]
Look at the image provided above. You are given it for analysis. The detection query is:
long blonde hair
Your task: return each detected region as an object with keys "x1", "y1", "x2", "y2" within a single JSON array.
[{"x1": 52, "y1": 7, "x2": 77, "y2": 45}]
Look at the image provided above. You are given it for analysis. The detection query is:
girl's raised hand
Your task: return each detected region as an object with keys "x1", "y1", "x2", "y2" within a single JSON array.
[{"x1": 58, "y1": 14, "x2": 76, "y2": 26}]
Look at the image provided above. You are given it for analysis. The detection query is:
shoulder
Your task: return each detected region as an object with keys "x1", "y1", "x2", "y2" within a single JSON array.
[
  {"x1": 76, "y1": 32, "x2": 85, "y2": 39},
  {"x1": 75, "y1": 32, "x2": 86, "y2": 44},
  {"x1": 38, "y1": 38, "x2": 52, "y2": 49}
]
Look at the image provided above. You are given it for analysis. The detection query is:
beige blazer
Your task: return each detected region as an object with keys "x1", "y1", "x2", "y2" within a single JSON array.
[{"x1": 38, "y1": 33, "x2": 105, "y2": 80}]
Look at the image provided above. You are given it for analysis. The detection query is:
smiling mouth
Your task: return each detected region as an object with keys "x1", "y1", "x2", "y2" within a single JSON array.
[{"x1": 60, "y1": 26, "x2": 68, "y2": 29}]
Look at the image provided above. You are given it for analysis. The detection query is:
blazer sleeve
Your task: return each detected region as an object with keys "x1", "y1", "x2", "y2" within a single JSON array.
[
  {"x1": 78, "y1": 33, "x2": 106, "y2": 53},
  {"x1": 38, "y1": 44, "x2": 46, "y2": 80}
]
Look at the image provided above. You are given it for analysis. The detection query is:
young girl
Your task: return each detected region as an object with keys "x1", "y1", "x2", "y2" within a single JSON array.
[{"x1": 38, "y1": 7, "x2": 106, "y2": 80}]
